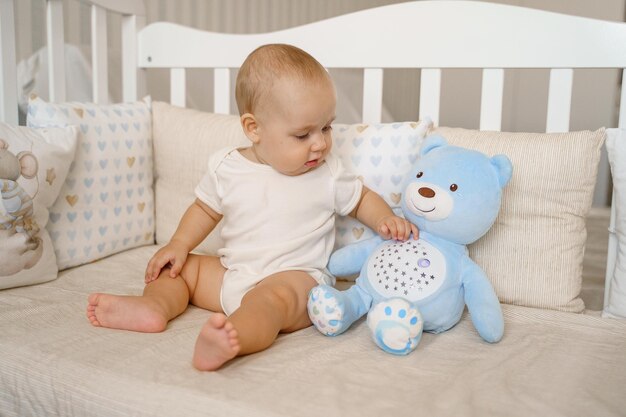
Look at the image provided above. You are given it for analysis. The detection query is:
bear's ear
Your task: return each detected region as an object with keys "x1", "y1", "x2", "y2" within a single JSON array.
[
  {"x1": 419, "y1": 135, "x2": 448, "y2": 157},
  {"x1": 490, "y1": 154, "x2": 513, "y2": 188}
]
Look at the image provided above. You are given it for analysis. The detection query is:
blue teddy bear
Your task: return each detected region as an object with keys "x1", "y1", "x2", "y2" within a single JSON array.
[{"x1": 307, "y1": 135, "x2": 513, "y2": 355}]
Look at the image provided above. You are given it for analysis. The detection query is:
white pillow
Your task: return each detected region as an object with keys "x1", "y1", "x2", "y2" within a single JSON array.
[
  {"x1": 0, "y1": 122, "x2": 77, "y2": 289},
  {"x1": 27, "y1": 96, "x2": 154, "y2": 270},
  {"x1": 332, "y1": 120, "x2": 431, "y2": 250},
  {"x1": 604, "y1": 127, "x2": 626, "y2": 318}
]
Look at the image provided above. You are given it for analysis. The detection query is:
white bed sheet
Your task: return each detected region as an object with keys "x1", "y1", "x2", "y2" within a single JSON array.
[{"x1": 1, "y1": 245, "x2": 625, "y2": 417}]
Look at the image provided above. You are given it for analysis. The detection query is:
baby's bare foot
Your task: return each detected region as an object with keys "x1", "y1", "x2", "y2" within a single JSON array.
[
  {"x1": 192, "y1": 314, "x2": 240, "y2": 371},
  {"x1": 86, "y1": 293, "x2": 167, "y2": 333}
]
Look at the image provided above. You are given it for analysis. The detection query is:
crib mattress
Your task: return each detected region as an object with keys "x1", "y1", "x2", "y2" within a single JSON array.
[{"x1": 1, "y1": 245, "x2": 625, "y2": 417}]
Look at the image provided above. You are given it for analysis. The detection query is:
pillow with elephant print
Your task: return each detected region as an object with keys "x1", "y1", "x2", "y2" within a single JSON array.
[
  {"x1": 332, "y1": 119, "x2": 431, "y2": 255},
  {"x1": 27, "y1": 96, "x2": 154, "y2": 270},
  {"x1": 0, "y1": 122, "x2": 77, "y2": 289}
]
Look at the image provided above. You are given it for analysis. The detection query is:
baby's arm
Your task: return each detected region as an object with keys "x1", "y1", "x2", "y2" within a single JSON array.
[
  {"x1": 145, "y1": 199, "x2": 222, "y2": 282},
  {"x1": 349, "y1": 186, "x2": 418, "y2": 241}
]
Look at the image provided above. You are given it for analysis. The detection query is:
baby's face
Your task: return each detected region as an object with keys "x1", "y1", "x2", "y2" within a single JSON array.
[{"x1": 253, "y1": 76, "x2": 336, "y2": 176}]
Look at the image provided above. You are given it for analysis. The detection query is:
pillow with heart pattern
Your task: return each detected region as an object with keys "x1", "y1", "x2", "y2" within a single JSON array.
[
  {"x1": 27, "y1": 95, "x2": 154, "y2": 270},
  {"x1": 332, "y1": 119, "x2": 431, "y2": 257}
]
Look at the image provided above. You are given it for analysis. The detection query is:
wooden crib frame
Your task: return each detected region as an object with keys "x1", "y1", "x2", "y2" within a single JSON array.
[{"x1": 1, "y1": 0, "x2": 626, "y2": 310}]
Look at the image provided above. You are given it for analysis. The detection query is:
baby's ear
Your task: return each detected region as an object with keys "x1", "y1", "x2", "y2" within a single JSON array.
[{"x1": 240, "y1": 113, "x2": 259, "y2": 143}]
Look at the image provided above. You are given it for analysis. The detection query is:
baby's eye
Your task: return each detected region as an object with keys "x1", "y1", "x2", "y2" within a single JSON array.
[
  {"x1": 322, "y1": 125, "x2": 333, "y2": 133},
  {"x1": 295, "y1": 133, "x2": 309, "y2": 140}
]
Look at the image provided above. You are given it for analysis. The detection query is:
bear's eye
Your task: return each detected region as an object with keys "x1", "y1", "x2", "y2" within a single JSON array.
[
  {"x1": 416, "y1": 172, "x2": 423, "y2": 178},
  {"x1": 450, "y1": 184, "x2": 458, "y2": 192}
]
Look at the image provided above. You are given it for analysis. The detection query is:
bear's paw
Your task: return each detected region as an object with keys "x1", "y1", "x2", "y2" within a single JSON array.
[{"x1": 367, "y1": 298, "x2": 423, "y2": 355}]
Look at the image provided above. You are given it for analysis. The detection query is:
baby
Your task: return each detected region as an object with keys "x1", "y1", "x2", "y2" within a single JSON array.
[{"x1": 87, "y1": 44, "x2": 418, "y2": 371}]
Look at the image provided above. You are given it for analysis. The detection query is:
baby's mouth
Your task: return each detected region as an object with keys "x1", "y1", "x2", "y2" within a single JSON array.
[{"x1": 305, "y1": 159, "x2": 319, "y2": 167}]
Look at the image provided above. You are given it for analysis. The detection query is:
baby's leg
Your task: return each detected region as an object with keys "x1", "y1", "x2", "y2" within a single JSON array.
[
  {"x1": 87, "y1": 254, "x2": 225, "y2": 332},
  {"x1": 192, "y1": 271, "x2": 316, "y2": 371}
]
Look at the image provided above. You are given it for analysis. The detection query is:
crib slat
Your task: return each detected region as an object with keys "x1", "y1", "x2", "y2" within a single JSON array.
[
  {"x1": 362, "y1": 68, "x2": 383, "y2": 124},
  {"x1": 122, "y1": 14, "x2": 145, "y2": 102},
  {"x1": 617, "y1": 69, "x2": 626, "y2": 128},
  {"x1": 419, "y1": 69, "x2": 441, "y2": 125},
  {"x1": 91, "y1": 5, "x2": 108, "y2": 104},
  {"x1": 0, "y1": 0, "x2": 18, "y2": 124},
  {"x1": 46, "y1": 0, "x2": 66, "y2": 102},
  {"x1": 479, "y1": 69, "x2": 504, "y2": 131},
  {"x1": 214, "y1": 68, "x2": 230, "y2": 114},
  {"x1": 170, "y1": 68, "x2": 186, "y2": 107},
  {"x1": 546, "y1": 68, "x2": 573, "y2": 133}
]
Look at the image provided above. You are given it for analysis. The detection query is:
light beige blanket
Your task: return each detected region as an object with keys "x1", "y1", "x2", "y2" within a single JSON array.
[{"x1": 1, "y1": 245, "x2": 625, "y2": 417}]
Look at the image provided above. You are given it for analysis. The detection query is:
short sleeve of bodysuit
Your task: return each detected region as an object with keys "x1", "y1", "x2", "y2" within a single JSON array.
[
  {"x1": 194, "y1": 147, "x2": 233, "y2": 214},
  {"x1": 326, "y1": 151, "x2": 363, "y2": 216}
]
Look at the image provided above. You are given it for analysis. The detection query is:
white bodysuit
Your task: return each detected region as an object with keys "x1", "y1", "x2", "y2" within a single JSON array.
[{"x1": 195, "y1": 147, "x2": 363, "y2": 315}]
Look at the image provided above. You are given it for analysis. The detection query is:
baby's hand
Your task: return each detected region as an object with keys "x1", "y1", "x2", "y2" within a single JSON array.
[
  {"x1": 376, "y1": 215, "x2": 419, "y2": 241},
  {"x1": 144, "y1": 241, "x2": 189, "y2": 283}
]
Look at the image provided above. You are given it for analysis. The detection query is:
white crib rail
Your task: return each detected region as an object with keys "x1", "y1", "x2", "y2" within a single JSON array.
[
  {"x1": 137, "y1": 1, "x2": 626, "y2": 129},
  {"x1": 419, "y1": 69, "x2": 442, "y2": 126},
  {"x1": 80, "y1": 0, "x2": 146, "y2": 104},
  {"x1": 2, "y1": 1, "x2": 625, "y2": 128},
  {"x1": 0, "y1": 0, "x2": 17, "y2": 125},
  {"x1": 479, "y1": 69, "x2": 504, "y2": 132},
  {"x1": 546, "y1": 69, "x2": 574, "y2": 133}
]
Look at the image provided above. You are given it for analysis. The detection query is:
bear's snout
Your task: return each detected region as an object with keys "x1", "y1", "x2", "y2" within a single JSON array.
[{"x1": 418, "y1": 187, "x2": 435, "y2": 198}]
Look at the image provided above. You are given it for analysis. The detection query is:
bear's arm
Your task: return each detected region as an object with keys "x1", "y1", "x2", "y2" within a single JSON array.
[
  {"x1": 461, "y1": 259, "x2": 504, "y2": 343},
  {"x1": 328, "y1": 236, "x2": 384, "y2": 277}
]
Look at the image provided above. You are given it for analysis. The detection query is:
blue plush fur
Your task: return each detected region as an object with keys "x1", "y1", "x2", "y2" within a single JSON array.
[{"x1": 307, "y1": 135, "x2": 512, "y2": 355}]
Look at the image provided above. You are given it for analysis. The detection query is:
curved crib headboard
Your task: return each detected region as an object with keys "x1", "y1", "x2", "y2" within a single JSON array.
[
  {"x1": 137, "y1": 1, "x2": 626, "y2": 131},
  {"x1": 2, "y1": 1, "x2": 626, "y2": 128}
]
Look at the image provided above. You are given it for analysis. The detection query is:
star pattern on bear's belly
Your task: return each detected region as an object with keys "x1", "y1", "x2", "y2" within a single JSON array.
[{"x1": 367, "y1": 239, "x2": 446, "y2": 302}]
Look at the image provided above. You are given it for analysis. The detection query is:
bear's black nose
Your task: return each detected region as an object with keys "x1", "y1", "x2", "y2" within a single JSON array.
[{"x1": 418, "y1": 187, "x2": 435, "y2": 198}]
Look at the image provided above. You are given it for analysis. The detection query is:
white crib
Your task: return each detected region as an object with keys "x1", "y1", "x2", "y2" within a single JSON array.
[
  {"x1": 2, "y1": 0, "x2": 625, "y2": 306},
  {"x1": 1, "y1": 1, "x2": 625, "y2": 416}
]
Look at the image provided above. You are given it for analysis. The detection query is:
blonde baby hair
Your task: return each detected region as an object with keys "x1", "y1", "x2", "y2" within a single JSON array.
[{"x1": 235, "y1": 44, "x2": 331, "y2": 115}]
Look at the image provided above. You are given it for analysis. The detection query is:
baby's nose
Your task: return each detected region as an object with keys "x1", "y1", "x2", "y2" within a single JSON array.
[{"x1": 312, "y1": 135, "x2": 326, "y2": 150}]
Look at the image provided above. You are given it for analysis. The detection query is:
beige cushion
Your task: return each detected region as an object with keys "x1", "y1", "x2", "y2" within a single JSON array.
[
  {"x1": 152, "y1": 102, "x2": 247, "y2": 254},
  {"x1": 432, "y1": 127, "x2": 606, "y2": 312},
  {"x1": 152, "y1": 102, "x2": 605, "y2": 312}
]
